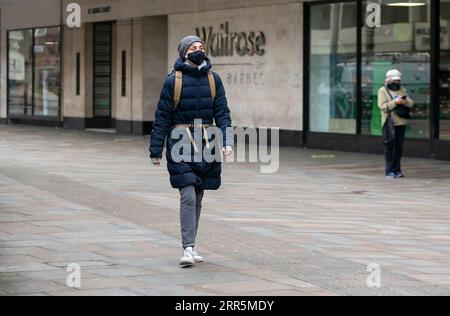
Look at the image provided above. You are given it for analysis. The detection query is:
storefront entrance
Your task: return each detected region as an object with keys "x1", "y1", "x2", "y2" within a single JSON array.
[
  {"x1": 304, "y1": 0, "x2": 450, "y2": 160},
  {"x1": 92, "y1": 22, "x2": 113, "y2": 128}
]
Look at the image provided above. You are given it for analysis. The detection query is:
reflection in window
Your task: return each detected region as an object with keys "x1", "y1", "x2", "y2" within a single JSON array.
[
  {"x1": 309, "y1": 3, "x2": 357, "y2": 134},
  {"x1": 34, "y1": 27, "x2": 60, "y2": 117},
  {"x1": 440, "y1": 0, "x2": 450, "y2": 140},
  {"x1": 7, "y1": 27, "x2": 60, "y2": 118},
  {"x1": 361, "y1": 1, "x2": 431, "y2": 139},
  {"x1": 8, "y1": 30, "x2": 33, "y2": 116}
]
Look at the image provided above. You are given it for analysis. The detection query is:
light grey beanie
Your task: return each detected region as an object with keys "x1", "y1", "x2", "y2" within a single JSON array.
[{"x1": 178, "y1": 35, "x2": 204, "y2": 60}]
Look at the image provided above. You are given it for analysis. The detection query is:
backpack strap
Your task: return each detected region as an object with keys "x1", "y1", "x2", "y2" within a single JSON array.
[
  {"x1": 207, "y1": 71, "x2": 216, "y2": 101},
  {"x1": 173, "y1": 71, "x2": 215, "y2": 111},
  {"x1": 173, "y1": 71, "x2": 183, "y2": 110},
  {"x1": 384, "y1": 86, "x2": 394, "y2": 101}
]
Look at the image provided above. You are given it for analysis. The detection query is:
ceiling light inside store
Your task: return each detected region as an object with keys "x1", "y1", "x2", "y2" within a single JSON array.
[{"x1": 386, "y1": 2, "x2": 426, "y2": 6}]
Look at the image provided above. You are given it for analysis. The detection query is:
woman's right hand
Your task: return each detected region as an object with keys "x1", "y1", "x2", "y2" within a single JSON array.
[
  {"x1": 395, "y1": 97, "x2": 406, "y2": 105},
  {"x1": 152, "y1": 158, "x2": 161, "y2": 166}
]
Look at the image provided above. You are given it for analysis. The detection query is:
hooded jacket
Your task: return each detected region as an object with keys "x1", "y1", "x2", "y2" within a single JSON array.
[{"x1": 149, "y1": 57, "x2": 232, "y2": 190}]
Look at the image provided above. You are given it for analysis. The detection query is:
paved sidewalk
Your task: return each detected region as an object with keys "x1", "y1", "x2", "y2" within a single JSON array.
[{"x1": 0, "y1": 124, "x2": 449, "y2": 296}]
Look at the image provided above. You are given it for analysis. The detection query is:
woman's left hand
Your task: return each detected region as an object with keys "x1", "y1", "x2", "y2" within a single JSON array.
[{"x1": 222, "y1": 146, "x2": 233, "y2": 156}]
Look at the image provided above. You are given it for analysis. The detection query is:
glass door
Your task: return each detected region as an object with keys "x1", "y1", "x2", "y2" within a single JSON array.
[{"x1": 308, "y1": 2, "x2": 358, "y2": 135}]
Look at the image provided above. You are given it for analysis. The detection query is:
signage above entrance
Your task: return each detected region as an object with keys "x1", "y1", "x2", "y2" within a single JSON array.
[
  {"x1": 196, "y1": 22, "x2": 266, "y2": 57},
  {"x1": 88, "y1": 6, "x2": 111, "y2": 15}
]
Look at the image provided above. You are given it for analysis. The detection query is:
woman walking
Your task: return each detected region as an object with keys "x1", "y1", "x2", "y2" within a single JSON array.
[{"x1": 149, "y1": 35, "x2": 233, "y2": 267}]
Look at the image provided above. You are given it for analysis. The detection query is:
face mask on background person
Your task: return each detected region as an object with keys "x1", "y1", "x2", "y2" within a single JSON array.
[{"x1": 387, "y1": 82, "x2": 401, "y2": 91}]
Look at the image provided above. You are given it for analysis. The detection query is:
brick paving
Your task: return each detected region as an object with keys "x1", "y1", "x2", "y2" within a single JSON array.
[{"x1": 0, "y1": 124, "x2": 449, "y2": 296}]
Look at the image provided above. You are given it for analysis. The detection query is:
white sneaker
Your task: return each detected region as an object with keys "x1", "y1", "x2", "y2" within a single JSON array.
[
  {"x1": 180, "y1": 247, "x2": 195, "y2": 267},
  {"x1": 193, "y1": 248, "x2": 204, "y2": 263}
]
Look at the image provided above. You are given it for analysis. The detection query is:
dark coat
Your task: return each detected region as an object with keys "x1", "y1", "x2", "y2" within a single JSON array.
[{"x1": 149, "y1": 57, "x2": 232, "y2": 190}]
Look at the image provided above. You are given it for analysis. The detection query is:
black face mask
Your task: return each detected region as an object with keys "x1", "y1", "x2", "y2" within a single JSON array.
[
  {"x1": 387, "y1": 83, "x2": 401, "y2": 91},
  {"x1": 187, "y1": 50, "x2": 206, "y2": 65}
]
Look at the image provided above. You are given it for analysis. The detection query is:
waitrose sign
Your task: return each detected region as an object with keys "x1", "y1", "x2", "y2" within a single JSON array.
[{"x1": 196, "y1": 22, "x2": 266, "y2": 57}]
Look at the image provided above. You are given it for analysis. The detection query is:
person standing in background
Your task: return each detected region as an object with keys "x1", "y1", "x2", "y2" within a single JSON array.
[{"x1": 378, "y1": 69, "x2": 414, "y2": 179}]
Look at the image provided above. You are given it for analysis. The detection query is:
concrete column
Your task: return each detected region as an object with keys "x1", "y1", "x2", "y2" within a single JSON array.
[
  {"x1": 131, "y1": 17, "x2": 144, "y2": 124},
  {"x1": 84, "y1": 23, "x2": 93, "y2": 120},
  {"x1": 115, "y1": 18, "x2": 133, "y2": 133},
  {"x1": 143, "y1": 16, "x2": 168, "y2": 125},
  {"x1": 115, "y1": 16, "x2": 167, "y2": 135},
  {"x1": 62, "y1": 24, "x2": 87, "y2": 129}
]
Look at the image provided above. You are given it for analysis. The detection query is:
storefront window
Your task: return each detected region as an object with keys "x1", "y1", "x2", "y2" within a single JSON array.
[
  {"x1": 34, "y1": 27, "x2": 61, "y2": 117},
  {"x1": 440, "y1": 0, "x2": 450, "y2": 140},
  {"x1": 309, "y1": 3, "x2": 357, "y2": 134},
  {"x1": 362, "y1": 0, "x2": 431, "y2": 139},
  {"x1": 7, "y1": 27, "x2": 60, "y2": 118},
  {"x1": 8, "y1": 30, "x2": 33, "y2": 116}
]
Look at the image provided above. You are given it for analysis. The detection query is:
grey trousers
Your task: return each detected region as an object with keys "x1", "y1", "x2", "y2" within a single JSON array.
[{"x1": 179, "y1": 185, "x2": 204, "y2": 249}]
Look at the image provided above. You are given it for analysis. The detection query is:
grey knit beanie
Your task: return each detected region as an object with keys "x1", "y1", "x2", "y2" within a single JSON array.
[{"x1": 178, "y1": 35, "x2": 204, "y2": 60}]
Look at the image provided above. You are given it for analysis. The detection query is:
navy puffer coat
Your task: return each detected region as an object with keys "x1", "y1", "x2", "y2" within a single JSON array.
[{"x1": 149, "y1": 57, "x2": 232, "y2": 190}]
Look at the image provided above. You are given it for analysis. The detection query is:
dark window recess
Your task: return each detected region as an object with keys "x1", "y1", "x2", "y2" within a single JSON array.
[
  {"x1": 76, "y1": 53, "x2": 81, "y2": 96},
  {"x1": 93, "y1": 22, "x2": 112, "y2": 117},
  {"x1": 380, "y1": 5, "x2": 409, "y2": 24},
  {"x1": 121, "y1": 51, "x2": 126, "y2": 97}
]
